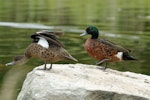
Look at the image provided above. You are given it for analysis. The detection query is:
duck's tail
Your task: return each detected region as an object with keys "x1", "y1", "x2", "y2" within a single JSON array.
[
  {"x1": 123, "y1": 52, "x2": 137, "y2": 60},
  {"x1": 5, "y1": 55, "x2": 29, "y2": 66}
]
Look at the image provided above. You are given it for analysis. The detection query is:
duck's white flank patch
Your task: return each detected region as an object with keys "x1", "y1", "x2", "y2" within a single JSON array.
[
  {"x1": 36, "y1": 31, "x2": 42, "y2": 34},
  {"x1": 115, "y1": 52, "x2": 123, "y2": 60},
  {"x1": 38, "y1": 37, "x2": 49, "y2": 48}
]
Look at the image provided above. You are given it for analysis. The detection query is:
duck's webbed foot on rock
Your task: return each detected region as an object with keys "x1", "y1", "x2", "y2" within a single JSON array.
[{"x1": 37, "y1": 62, "x2": 52, "y2": 70}]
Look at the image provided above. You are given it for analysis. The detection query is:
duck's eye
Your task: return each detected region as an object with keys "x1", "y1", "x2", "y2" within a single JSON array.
[{"x1": 87, "y1": 27, "x2": 92, "y2": 30}]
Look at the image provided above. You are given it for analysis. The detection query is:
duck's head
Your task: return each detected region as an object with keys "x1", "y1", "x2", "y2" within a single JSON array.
[
  {"x1": 5, "y1": 55, "x2": 28, "y2": 66},
  {"x1": 80, "y1": 26, "x2": 99, "y2": 39}
]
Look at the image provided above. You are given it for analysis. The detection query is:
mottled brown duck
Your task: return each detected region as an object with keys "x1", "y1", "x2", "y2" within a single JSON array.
[{"x1": 6, "y1": 30, "x2": 77, "y2": 70}]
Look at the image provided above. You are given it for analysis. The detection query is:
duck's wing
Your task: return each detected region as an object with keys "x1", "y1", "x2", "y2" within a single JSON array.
[
  {"x1": 31, "y1": 30, "x2": 64, "y2": 47},
  {"x1": 99, "y1": 39, "x2": 130, "y2": 53},
  {"x1": 31, "y1": 30, "x2": 64, "y2": 39},
  {"x1": 40, "y1": 35, "x2": 64, "y2": 48}
]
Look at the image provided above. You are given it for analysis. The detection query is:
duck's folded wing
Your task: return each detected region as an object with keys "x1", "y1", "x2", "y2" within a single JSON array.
[{"x1": 99, "y1": 39, "x2": 130, "y2": 53}]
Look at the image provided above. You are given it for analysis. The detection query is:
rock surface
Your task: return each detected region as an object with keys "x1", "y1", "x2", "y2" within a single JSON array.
[{"x1": 17, "y1": 64, "x2": 150, "y2": 100}]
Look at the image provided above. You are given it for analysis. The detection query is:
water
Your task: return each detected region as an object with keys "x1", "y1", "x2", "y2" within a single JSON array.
[{"x1": 0, "y1": 0, "x2": 150, "y2": 100}]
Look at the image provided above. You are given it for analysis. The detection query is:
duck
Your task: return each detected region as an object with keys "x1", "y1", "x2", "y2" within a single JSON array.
[
  {"x1": 6, "y1": 30, "x2": 78, "y2": 70},
  {"x1": 80, "y1": 26, "x2": 137, "y2": 70}
]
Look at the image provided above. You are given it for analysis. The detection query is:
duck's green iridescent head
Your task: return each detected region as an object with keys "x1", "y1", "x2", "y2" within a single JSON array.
[{"x1": 80, "y1": 26, "x2": 99, "y2": 39}]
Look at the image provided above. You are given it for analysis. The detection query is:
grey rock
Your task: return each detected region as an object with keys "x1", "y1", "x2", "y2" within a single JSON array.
[{"x1": 17, "y1": 64, "x2": 150, "y2": 100}]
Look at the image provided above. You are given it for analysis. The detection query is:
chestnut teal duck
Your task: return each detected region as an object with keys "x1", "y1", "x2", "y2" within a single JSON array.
[
  {"x1": 80, "y1": 26, "x2": 136, "y2": 70},
  {"x1": 6, "y1": 30, "x2": 78, "y2": 70}
]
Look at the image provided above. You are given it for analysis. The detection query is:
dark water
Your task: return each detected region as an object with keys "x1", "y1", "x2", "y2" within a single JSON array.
[{"x1": 0, "y1": 0, "x2": 150, "y2": 100}]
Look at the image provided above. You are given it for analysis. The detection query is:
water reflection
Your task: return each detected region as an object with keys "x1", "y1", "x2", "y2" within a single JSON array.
[{"x1": 0, "y1": 22, "x2": 55, "y2": 29}]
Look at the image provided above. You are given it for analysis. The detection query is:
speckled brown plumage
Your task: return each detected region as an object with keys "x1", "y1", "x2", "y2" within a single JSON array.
[
  {"x1": 80, "y1": 26, "x2": 136, "y2": 69},
  {"x1": 25, "y1": 43, "x2": 74, "y2": 63},
  {"x1": 85, "y1": 38, "x2": 121, "y2": 62},
  {"x1": 6, "y1": 30, "x2": 77, "y2": 70}
]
